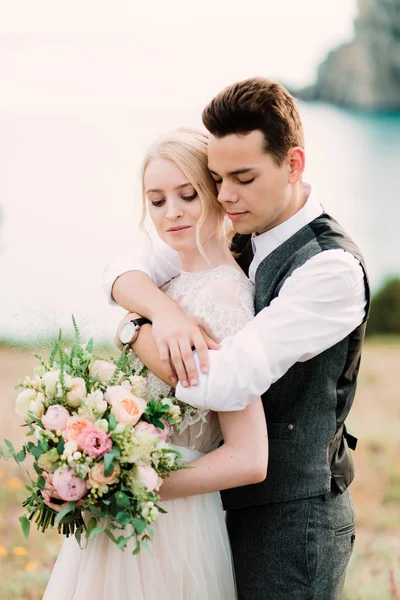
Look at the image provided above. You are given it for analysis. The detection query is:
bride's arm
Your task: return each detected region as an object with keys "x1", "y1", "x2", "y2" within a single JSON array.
[
  {"x1": 115, "y1": 311, "x2": 220, "y2": 387},
  {"x1": 158, "y1": 400, "x2": 268, "y2": 500},
  {"x1": 115, "y1": 312, "x2": 175, "y2": 386}
]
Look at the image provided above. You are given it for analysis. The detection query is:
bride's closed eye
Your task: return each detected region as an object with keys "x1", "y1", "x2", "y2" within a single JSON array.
[{"x1": 181, "y1": 192, "x2": 198, "y2": 201}]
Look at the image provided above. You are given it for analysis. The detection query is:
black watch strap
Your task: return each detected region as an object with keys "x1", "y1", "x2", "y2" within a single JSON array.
[{"x1": 131, "y1": 317, "x2": 152, "y2": 327}]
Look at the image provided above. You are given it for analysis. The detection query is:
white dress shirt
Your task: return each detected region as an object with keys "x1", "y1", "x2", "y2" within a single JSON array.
[{"x1": 103, "y1": 184, "x2": 367, "y2": 412}]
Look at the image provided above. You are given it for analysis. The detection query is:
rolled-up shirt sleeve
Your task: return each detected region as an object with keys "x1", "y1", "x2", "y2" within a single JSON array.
[
  {"x1": 176, "y1": 249, "x2": 367, "y2": 411},
  {"x1": 103, "y1": 235, "x2": 181, "y2": 305}
]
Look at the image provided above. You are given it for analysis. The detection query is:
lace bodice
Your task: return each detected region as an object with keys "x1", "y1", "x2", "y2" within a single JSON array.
[{"x1": 133, "y1": 264, "x2": 255, "y2": 454}]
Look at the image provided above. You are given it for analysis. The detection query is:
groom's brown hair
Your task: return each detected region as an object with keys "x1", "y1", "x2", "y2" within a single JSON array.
[{"x1": 202, "y1": 77, "x2": 304, "y2": 166}]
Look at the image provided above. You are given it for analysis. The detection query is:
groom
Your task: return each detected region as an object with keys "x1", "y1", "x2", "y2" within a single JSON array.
[{"x1": 104, "y1": 78, "x2": 369, "y2": 599}]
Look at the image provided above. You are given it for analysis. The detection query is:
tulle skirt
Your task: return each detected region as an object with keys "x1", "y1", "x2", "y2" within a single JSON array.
[{"x1": 43, "y1": 447, "x2": 237, "y2": 600}]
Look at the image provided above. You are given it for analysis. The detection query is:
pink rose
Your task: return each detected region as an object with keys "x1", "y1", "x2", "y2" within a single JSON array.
[
  {"x1": 137, "y1": 465, "x2": 159, "y2": 492},
  {"x1": 105, "y1": 385, "x2": 146, "y2": 426},
  {"x1": 135, "y1": 419, "x2": 170, "y2": 442},
  {"x1": 52, "y1": 467, "x2": 88, "y2": 502},
  {"x1": 89, "y1": 461, "x2": 120, "y2": 487},
  {"x1": 63, "y1": 416, "x2": 93, "y2": 444},
  {"x1": 42, "y1": 405, "x2": 70, "y2": 431},
  {"x1": 78, "y1": 426, "x2": 112, "y2": 457}
]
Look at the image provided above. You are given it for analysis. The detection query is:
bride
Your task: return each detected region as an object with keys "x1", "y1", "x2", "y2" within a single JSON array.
[{"x1": 43, "y1": 127, "x2": 268, "y2": 600}]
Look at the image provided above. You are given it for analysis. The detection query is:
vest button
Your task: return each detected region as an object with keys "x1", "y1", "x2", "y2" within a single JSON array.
[{"x1": 288, "y1": 424, "x2": 294, "y2": 430}]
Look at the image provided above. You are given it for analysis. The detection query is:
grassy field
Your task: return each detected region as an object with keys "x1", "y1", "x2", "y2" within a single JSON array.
[{"x1": 0, "y1": 339, "x2": 399, "y2": 599}]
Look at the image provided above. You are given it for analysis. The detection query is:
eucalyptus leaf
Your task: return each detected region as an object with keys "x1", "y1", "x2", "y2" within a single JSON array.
[
  {"x1": 55, "y1": 502, "x2": 77, "y2": 526},
  {"x1": 88, "y1": 526, "x2": 106, "y2": 539},
  {"x1": 19, "y1": 516, "x2": 30, "y2": 539}
]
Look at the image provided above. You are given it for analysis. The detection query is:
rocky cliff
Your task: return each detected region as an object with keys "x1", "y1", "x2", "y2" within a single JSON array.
[{"x1": 295, "y1": 0, "x2": 400, "y2": 111}]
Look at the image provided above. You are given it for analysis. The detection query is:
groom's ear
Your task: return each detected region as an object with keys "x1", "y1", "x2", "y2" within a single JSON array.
[{"x1": 287, "y1": 147, "x2": 305, "y2": 184}]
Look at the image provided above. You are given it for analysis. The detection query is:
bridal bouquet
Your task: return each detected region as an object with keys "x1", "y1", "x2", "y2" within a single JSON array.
[{"x1": 0, "y1": 318, "x2": 186, "y2": 554}]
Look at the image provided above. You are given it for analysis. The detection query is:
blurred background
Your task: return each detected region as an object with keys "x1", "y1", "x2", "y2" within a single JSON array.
[{"x1": 0, "y1": 0, "x2": 399, "y2": 598}]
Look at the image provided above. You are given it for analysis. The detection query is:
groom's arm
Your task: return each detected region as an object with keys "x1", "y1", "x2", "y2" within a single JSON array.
[
  {"x1": 176, "y1": 250, "x2": 367, "y2": 411},
  {"x1": 104, "y1": 238, "x2": 216, "y2": 386}
]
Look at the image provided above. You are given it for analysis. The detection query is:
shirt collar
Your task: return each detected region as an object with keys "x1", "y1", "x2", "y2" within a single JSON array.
[{"x1": 251, "y1": 183, "x2": 323, "y2": 259}]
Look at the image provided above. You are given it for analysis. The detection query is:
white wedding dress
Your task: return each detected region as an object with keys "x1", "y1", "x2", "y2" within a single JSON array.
[{"x1": 43, "y1": 264, "x2": 255, "y2": 600}]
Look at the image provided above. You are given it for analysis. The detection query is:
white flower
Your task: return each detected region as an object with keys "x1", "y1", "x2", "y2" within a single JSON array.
[
  {"x1": 66, "y1": 377, "x2": 87, "y2": 408},
  {"x1": 78, "y1": 390, "x2": 107, "y2": 419},
  {"x1": 141, "y1": 501, "x2": 159, "y2": 522},
  {"x1": 95, "y1": 418, "x2": 109, "y2": 433},
  {"x1": 34, "y1": 426, "x2": 44, "y2": 441},
  {"x1": 73, "y1": 451, "x2": 82, "y2": 460},
  {"x1": 114, "y1": 423, "x2": 126, "y2": 434},
  {"x1": 29, "y1": 392, "x2": 45, "y2": 418},
  {"x1": 63, "y1": 440, "x2": 78, "y2": 457},
  {"x1": 42, "y1": 370, "x2": 60, "y2": 398},
  {"x1": 15, "y1": 389, "x2": 37, "y2": 419},
  {"x1": 89, "y1": 360, "x2": 116, "y2": 385},
  {"x1": 33, "y1": 365, "x2": 46, "y2": 378}
]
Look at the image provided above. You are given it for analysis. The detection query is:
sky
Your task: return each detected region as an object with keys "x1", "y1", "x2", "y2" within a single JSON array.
[{"x1": 0, "y1": 0, "x2": 358, "y2": 115}]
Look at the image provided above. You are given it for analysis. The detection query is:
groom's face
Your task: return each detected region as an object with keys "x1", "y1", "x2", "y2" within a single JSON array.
[{"x1": 207, "y1": 130, "x2": 295, "y2": 235}]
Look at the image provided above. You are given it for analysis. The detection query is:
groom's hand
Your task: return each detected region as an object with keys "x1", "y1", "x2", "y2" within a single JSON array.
[{"x1": 152, "y1": 307, "x2": 220, "y2": 388}]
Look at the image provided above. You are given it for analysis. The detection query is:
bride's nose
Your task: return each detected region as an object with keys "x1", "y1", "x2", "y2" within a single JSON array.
[{"x1": 166, "y1": 198, "x2": 184, "y2": 221}]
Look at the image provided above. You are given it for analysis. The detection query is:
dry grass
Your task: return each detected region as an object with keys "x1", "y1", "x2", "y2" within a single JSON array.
[{"x1": 0, "y1": 340, "x2": 399, "y2": 599}]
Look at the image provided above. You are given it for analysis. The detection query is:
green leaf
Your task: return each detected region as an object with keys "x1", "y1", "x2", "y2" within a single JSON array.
[
  {"x1": 107, "y1": 414, "x2": 117, "y2": 431},
  {"x1": 55, "y1": 502, "x2": 77, "y2": 526},
  {"x1": 75, "y1": 526, "x2": 83, "y2": 546},
  {"x1": 86, "y1": 517, "x2": 97, "y2": 537},
  {"x1": 104, "y1": 528, "x2": 118, "y2": 544},
  {"x1": 132, "y1": 541, "x2": 141, "y2": 555},
  {"x1": 33, "y1": 462, "x2": 43, "y2": 476},
  {"x1": 30, "y1": 444, "x2": 43, "y2": 459},
  {"x1": 4, "y1": 439, "x2": 15, "y2": 455},
  {"x1": 88, "y1": 526, "x2": 106, "y2": 539},
  {"x1": 115, "y1": 492, "x2": 130, "y2": 509},
  {"x1": 19, "y1": 516, "x2": 31, "y2": 539},
  {"x1": 131, "y1": 518, "x2": 147, "y2": 535},
  {"x1": 103, "y1": 446, "x2": 121, "y2": 477},
  {"x1": 114, "y1": 512, "x2": 132, "y2": 526},
  {"x1": 15, "y1": 448, "x2": 27, "y2": 463},
  {"x1": 56, "y1": 438, "x2": 65, "y2": 455},
  {"x1": 86, "y1": 338, "x2": 94, "y2": 353},
  {"x1": 117, "y1": 535, "x2": 131, "y2": 550}
]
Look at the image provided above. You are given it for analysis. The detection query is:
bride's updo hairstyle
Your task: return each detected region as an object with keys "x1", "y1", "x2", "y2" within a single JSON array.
[{"x1": 140, "y1": 127, "x2": 225, "y2": 259}]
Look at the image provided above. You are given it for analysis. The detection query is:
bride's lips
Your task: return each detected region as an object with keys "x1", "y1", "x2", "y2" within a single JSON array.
[
  {"x1": 166, "y1": 225, "x2": 191, "y2": 235},
  {"x1": 227, "y1": 211, "x2": 248, "y2": 221}
]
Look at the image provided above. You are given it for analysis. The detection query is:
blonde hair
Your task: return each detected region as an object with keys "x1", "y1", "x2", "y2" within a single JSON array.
[{"x1": 140, "y1": 127, "x2": 225, "y2": 261}]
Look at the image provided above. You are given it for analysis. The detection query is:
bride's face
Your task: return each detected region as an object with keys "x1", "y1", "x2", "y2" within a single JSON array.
[{"x1": 145, "y1": 157, "x2": 216, "y2": 252}]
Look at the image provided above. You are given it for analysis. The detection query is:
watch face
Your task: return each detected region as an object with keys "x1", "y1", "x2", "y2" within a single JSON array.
[{"x1": 119, "y1": 322, "x2": 136, "y2": 345}]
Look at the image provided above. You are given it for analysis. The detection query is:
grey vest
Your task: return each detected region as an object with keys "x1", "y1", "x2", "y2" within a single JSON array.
[{"x1": 222, "y1": 213, "x2": 370, "y2": 509}]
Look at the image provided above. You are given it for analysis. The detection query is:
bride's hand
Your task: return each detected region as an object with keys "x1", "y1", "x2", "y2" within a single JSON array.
[{"x1": 152, "y1": 306, "x2": 220, "y2": 388}]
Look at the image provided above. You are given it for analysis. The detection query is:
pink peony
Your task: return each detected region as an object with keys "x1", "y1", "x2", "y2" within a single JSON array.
[
  {"x1": 63, "y1": 416, "x2": 93, "y2": 444},
  {"x1": 135, "y1": 419, "x2": 171, "y2": 442},
  {"x1": 52, "y1": 467, "x2": 88, "y2": 502},
  {"x1": 42, "y1": 404, "x2": 70, "y2": 431},
  {"x1": 78, "y1": 426, "x2": 112, "y2": 457},
  {"x1": 137, "y1": 465, "x2": 159, "y2": 492}
]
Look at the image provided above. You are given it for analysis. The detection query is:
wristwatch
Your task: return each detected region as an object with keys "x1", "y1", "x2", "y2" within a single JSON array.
[{"x1": 119, "y1": 317, "x2": 151, "y2": 346}]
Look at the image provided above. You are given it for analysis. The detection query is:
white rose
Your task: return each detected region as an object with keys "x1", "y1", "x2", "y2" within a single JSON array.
[
  {"x1": 66, "y1": 377, "x2": 87, "y2": 408},
  {"x1": 42, "y1": 370, "x2": 60, "y2": 399},
  {"x1": 89, "y1": 360, "x2": 116, "y2": 385},
  {"x1": 29, "y1": 392, "x2": 45, "y2": 418},
  {"x1": 15, "y1": 389, "x2": 37, "y2": 418}
]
